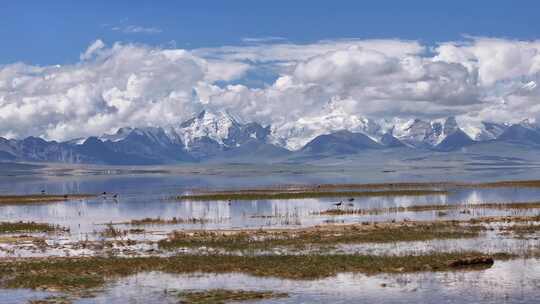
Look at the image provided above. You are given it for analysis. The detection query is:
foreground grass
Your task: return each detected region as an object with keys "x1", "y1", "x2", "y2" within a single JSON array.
[
  {"x1": 0, "y1": 252, "x2": 509, "y2": 291},
  {"x1": 469, "y1": 215, "x2": 540, "y2": 224},
  {"x1": 175, "y1": 189, "x2": 447, "y2": 202},
  {"x1": 175, "y1": 289, "x2": 288, "y2": 304},
  {"x1": 0, "y1": 221, "x2": 66, "y2": 234},
  {"x1": 158, "y1": 222, "x2": 484, "y2": 251},
  {"x1": 313, "y1": 180, "x2": 540, "y2": 190},
  {"x1": 315, "y1": 201, "x2": 540, "y2": 216},
  {"x1": 196, "y1": 179, "x2": 540, "y2": 194},
  {"x1": 127, "y1": 217, "x2": 210, "y2": 225},
  {"x1": 499, "y1": 223, "x2": 540, "y2": 239},
  {"x1": 0, "y1": 194, "x2": 94, "y2": 206}
]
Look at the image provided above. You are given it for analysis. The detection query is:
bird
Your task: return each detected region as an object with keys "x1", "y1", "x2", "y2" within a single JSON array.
[
  {"x1": 347, "y1": 198, "x2": 355, "y2": 202},
  {"x1": 333, "y1": 201, "x2": 343, "y2": 208},
  {"x1": 40, "y1": 190, "x2": 46, "y2": 195},
  {"x1": 112, "y1": 194, "x2": 118, "y2": 199}
]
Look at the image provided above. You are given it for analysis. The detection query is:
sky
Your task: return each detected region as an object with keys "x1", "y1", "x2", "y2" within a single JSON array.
[{"x1": 1, "y1": 1, "x2": 540, "y2": 141}]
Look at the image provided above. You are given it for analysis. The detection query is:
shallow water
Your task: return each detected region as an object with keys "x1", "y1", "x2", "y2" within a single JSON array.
[
  {"x1": 1, "y1": 173, "x2": 540, "y2": 240},
  {"x1": 4, "y1": 259, "x2": 538, "y2": 304},
  {"x1": 2, "y1": 165, "x2": 540, "y2": 302}
]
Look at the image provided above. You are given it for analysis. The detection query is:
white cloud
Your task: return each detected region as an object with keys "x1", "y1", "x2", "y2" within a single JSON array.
[
  {"x1": 241, "y1": 36, "x2": 286, "y2": 43},
  {"x1": 2, "y1": 37, "x2": 540, "y2": 143},
  {"x1": 193, "y1": 39, "x2": 425, "y2": 65},
  {"x1": 111, "y1": 25, "x2": 162, "y2": 34},
  {"x1": 0, "y1": 41, "x2": 247, "y2": 140},
  {"x1": 80, "y1": 39, "x2": 105, "y2": 60},
  {"x1": 435, "y1": 37, "x2": 540, "y2": 86}
]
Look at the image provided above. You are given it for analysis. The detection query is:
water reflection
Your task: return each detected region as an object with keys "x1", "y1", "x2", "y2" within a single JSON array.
[{"x1": 1, "y1": 179, "x2": 540, "y2": 239}]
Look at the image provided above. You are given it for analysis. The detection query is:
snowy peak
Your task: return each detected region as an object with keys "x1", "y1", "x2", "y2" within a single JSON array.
[
  {"x1": 464, "y1": 122, "x2": 509, "y2": 141},
  {"x1": 99, "y1": 127, "x2": 172, "y2": 147},
  {"x1": 100, "y1": 127, "x2": 134, "y2": 142},
  {"x1": 521, "y1": 81, "x2": 537, "y2": 91},
  {"x1": 390, "y1": 116, "x2": 470, "y2": 148},
  {"x1": 270, "y1": 110, "x2": 386, "y2": 151},
  {"x1": 148, "y1": 109, "x2": 274, "y2": 158},
  {"x1": 393, "y1": 118, "x2": 443, "y2": 147},
  {"x1": 169, "y1": 110, "x2": 242, "y2": 149}
]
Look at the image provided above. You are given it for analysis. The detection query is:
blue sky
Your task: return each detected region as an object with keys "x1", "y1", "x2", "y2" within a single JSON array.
[
  {"x1": 2, "y1": 0, "x2": 540, "y2": 65},
  {"x1": 2, "y1": 1, "x2": 540, "y2": 142}
]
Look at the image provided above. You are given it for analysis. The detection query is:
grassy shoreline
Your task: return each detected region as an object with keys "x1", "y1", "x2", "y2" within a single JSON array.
[
  {"x1": 0, "y1": 194, "x2": 94, "y2": 206},
  {"x1": 0, "y1": 252, "x2": 512, "y2": 291},
  {"x1": 314, "y1": 201, "x2": 540, "y2": 216},
  {"x1": 158, "y1": 221, "x2": 484, "y2": 251},
  {"x1": 175, "y1": 289, "x2": 288, "y2": 304},
  {"x1": 0, "y1": 221, "x2": 68, "y2": 234},
  {"x1": 185, "y1": 179, "x2": 540, "y2": 195},
  {"x1": 175, "y1": 189, "x2": 447, "y2": 202}
]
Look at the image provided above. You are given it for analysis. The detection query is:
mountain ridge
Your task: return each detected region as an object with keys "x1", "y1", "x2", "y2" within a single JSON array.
[{"x1": 1, "y1": 110, "x2": 540, "y2": 164}]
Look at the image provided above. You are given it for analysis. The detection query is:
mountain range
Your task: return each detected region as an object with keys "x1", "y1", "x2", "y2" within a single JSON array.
[{"x1": 1, "y1": 110, "x2": 540, "y2": 165}]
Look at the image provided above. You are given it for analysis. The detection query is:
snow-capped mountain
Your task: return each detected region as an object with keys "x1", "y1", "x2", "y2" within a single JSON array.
[
  {"x1": 2, "y1": 109, "x2": 540, "y2": 165},
  {"x1": 270, "y1": 108, "x2": 387, "y2": 150},
  {"x1": 391, "y1": 117, "x2": 463, "y2": 148},
  {"x1": 462, "y1": 122, "x2": 510, "y2": 141},
  {"x1": 167, "y1": 110, "x2": 242, "y2": 149},
  {"x1": 162, "y1": 110, "x2": 273, "y2": 159}
]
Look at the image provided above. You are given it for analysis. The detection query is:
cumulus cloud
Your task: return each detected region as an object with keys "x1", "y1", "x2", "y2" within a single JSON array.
[
  {"x1": 0, "y1": 40, "x2": 248, "y2": 140},
  {"x1": 1, "y1": 37, "x2": 540, "y2": 142}
]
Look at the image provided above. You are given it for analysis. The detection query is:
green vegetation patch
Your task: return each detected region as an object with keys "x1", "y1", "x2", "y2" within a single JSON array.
[
  {"x1": 158, "y1": 222, "x2": 484, "y2": 251},
  {"x1": 499, "y1": 223, "x2": 540, "y2": 238},
  {"x1": 0, "y1": 194, "x2": 94, "y2": 206},
  {"x1": 175, "y1": 289, "x2": 288, "y2": 304},
  {"x1": 0, "y1": 221, "x2": 66, "y2": 234},
  {"x1": 315, "y1": 201, "x2": 540, "y2": 216},
  {"x1": 175, "y1": 190, "x2": 447, "y2": 202},
  {"x1": 128, "y1": 217, "x2": 210, "y2": 225},
  {"x1": 0, "y1": 252, "x2": 507, "y2": 291}
]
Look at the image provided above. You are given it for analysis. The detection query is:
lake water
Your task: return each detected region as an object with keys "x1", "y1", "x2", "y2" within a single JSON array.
[
  {"x1": 1, "y1": 163, "x2": 540, "y2": 303},
  {"x1": 1, "y1": 173, "x2": 540, "y2": 239}
]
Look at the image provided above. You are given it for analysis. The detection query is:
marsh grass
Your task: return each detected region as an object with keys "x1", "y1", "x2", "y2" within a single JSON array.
[
  {"x1": 174, "y1": 289, "x2": 288, "y2": 304},
  {"x1": 175, "y1": 190, "x2": 447, "y2": 202},
  {"x1": 469, "y1": 215, "x2": 540, "y2": 224},
  {"x1": 28, "y1": 295, "x2": 74, "y2": 304},
  {"x1": 188, "y1": 179, "x2": 540, "y2": 195},
  {"x1": 99, "y1": 224, "x2": 126, "y2": 238},
  {"x1": 0, "y1": 194, "x2": 94, "y2": 206},
  {"x1": 158, "y1": 222, "x2": 484, "y2": 251},
  {"x1": 127, "y1": 217, "x2": 210, "y2": 225},
  {"x1": 499, "y1": 223, "x2": 540, "y2": 238},
  {"x1": 315, "y1": 201, "x2": 540, "y2": 216},
  {"x1": 0, "y1": 252, "x2": 509, "y2": 291},
  {"x1": 0, "y1": 221, "x2": 67, "y2": 234}
]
